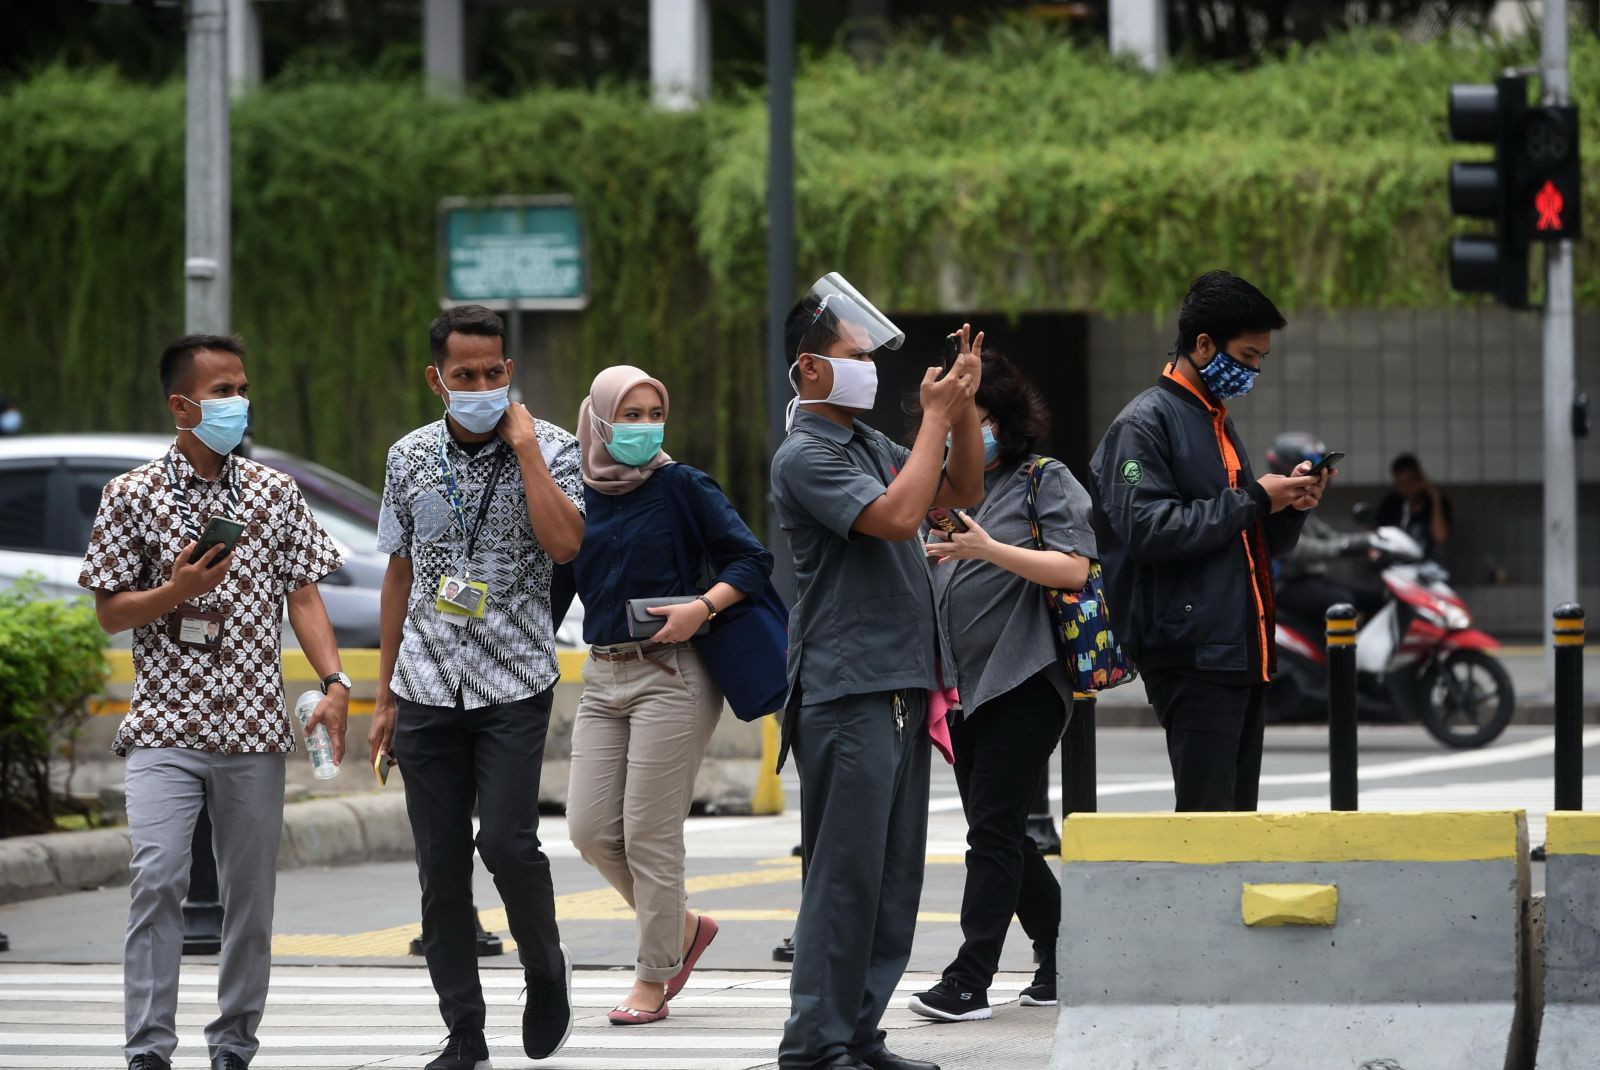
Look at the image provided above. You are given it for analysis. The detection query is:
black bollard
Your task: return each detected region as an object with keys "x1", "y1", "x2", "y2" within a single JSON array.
[
  {"x1": 408, "y1": 909, "x2": 504, "y2": 958},
  {"x1": 1061, "y1": 695, "x2": 1098, "y2": 818},
  {"x1": 1025, "y1": 763, "x2": 1062, "y2": 856},
  {"x1": 1327, "y1": 605, "x2": 1359, "y2": 812},
  {"x1": 182, "y1": 808, "x2": 224, "y2": 955},
  {"x1": 1554, "y1": 604, "x2": 1586, "y2": 812}
]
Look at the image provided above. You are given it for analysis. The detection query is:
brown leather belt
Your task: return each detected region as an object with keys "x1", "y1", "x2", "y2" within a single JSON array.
[{"x1": 589, "y1": 642, "x2": 678, "y2": 675}]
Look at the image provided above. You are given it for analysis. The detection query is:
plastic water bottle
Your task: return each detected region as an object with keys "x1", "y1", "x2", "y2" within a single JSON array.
[{"x1": 294, "y1": 690, "x2": 339, "y2": 780}]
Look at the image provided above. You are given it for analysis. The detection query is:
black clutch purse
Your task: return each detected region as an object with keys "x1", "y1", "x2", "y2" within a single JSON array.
[{"x1": 625, "y1": 596, "x2": 711, "y2": 641}]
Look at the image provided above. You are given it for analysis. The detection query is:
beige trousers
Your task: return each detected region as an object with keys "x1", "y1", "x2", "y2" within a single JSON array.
[{"x1": 567, "y1": 643, "x2": 723, "y2": 982}]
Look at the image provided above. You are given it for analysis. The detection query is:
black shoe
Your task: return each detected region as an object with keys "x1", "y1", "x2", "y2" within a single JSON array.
[
  {"x1": 1022, "y1": 962, "x2": 1058, "y2": 1006},
  {"x1": 858, "y1": 1049, "x2": 941, "y2": 1070},
  {"x1": 522, "y1": 942, "x2": 574, "y2": 1059},
  {"x1": 907, "y1": 978, "x2": 991, "y2": 1022},
  {"x1": 425, "y1": 1029, "x2": 490, "y2": 1070},
  {"x1": 210, "y1": 1054, "x2": 249, "y2": 1070},
  {"x1": 1019, "y1": 980, "x2": 1057, "y2": 1006},
  {"x1": 128, "y1": 1056, "x2": 171, "y2": 1070}
]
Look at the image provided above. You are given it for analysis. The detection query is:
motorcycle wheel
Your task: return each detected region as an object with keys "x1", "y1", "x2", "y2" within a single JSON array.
[{"x1": 1418, "y1": 649, "x2": 1516, "y2": 749}]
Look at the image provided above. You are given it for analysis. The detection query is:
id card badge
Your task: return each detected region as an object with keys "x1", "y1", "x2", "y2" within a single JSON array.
[
  {"x1": 436, "y1": 575, "x2": 489, "y2": 623},
  {"x1": 169, "y1": 606, "x2": 226, "y2": 651}
]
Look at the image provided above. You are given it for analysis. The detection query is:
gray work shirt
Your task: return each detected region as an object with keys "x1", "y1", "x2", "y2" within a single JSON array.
[
  {"x1": 770, "y1": 410, "x2": 940, "y2": 708},
  {"x1": 933, "y1": 458, "x2": 1097, "y2": 718}
]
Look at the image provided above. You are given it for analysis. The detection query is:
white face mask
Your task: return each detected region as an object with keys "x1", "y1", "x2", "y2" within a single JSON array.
[{"x1": 787, "y1": 355, "x2": 878, "y2": 429}]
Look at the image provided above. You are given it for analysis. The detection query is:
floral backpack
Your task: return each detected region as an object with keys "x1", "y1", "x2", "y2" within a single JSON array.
[{"x1": 1025, "y1": 457, "x2": 1137, "y2": 693}]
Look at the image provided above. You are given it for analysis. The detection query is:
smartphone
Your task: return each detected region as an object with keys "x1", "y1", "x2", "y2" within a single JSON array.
[
  {"x1": 190, "y1": 516, "x2": 246, "y2": 563},
  {"x1": 1306, "y1": 451, "x2": 1345, "y2": 477},
  {"x1": 928, "y1": 507, "x2": 969, "y2": 535},
  {"x1": 941, "y1": 333, "x2": 961, "y2": 378},
  {"x1": 374, "y1": 752, "x2": 396, "y2": 787}
]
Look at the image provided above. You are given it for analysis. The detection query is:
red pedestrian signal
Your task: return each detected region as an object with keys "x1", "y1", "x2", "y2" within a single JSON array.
[{"x1": 1536, "y1": 180, "x2": 1565, "y2": 232}]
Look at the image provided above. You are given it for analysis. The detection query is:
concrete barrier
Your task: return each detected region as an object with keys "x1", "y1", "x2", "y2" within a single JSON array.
[
  {"x1": 1535, "y1": 811, "x2": 1600, "y2": 1069},
  {"x1": 1054, "y1": 811, "x2": 1531, "y2": 1070}
]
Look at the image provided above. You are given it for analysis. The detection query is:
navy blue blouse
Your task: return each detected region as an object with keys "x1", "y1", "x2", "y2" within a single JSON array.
[{"x1": 574, "y1": 463, "x2": 774, "y2": 647}]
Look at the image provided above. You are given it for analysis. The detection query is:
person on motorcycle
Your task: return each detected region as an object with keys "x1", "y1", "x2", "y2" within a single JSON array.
[{"x1": 1266, "y1": 432, "x2": 1383, "y2": 625}]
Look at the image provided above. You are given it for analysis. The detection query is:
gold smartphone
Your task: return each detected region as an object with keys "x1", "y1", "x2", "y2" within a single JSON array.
[{"x1": 374, "y1": 752, "x2": 396, "y2": 786}]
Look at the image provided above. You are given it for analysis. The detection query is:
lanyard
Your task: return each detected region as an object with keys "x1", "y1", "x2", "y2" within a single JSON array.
[
  {"x1": 436, "y1": 428, "x2": 510, "y2": 573},
  {"x1": 163, "y1": 449, "x2": 242, "y2": 542}
]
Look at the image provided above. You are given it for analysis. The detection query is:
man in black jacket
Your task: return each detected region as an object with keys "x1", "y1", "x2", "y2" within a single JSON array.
[{"x1": 1090, "y1": 271, "x2": 1331, "y2": 811}]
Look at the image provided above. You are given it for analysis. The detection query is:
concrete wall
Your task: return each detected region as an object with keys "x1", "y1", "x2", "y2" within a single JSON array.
[
  {"x1": 1054, "y1": 811, "x2": 1531, "y2": 1070},
  {"x1": 1537, "y1": 811, "x2": 1600, "y2": 1069}
]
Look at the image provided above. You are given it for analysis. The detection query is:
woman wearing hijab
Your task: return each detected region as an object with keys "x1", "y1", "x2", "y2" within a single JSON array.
[{"x1": 566, "y1": 365, "x2": 774, "y2": 1025}]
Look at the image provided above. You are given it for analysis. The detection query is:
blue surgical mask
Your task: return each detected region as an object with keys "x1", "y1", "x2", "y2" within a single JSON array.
[
  {"x1": 1193, "y1": 349, "x2": 1259, "y2": 402},
  {"x1": 177, "y1": 395, "x2": 250, "y2": 456},
  {"x1": 445, "y1": 385, "x2": 510, "y2": 434},
  {"x1": 603, "y1": 421, "x2": 666, "y2": 467},
  {"x1": 945, "y1": 425, "x2": 1002, "y2": 465}
]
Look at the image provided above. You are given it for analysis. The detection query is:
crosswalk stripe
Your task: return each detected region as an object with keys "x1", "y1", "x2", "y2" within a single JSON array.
[
  {"x1": 0, "y1": 1059, "x2": 765, "y2": 1069},
  {"x1": 0, "y1": 1033, "x2": 785, "y2": 1049}
]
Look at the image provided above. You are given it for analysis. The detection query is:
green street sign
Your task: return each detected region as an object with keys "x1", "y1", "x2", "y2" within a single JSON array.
[{"x1": 438, "y1": 196, "x2": 588, "y2": 309}]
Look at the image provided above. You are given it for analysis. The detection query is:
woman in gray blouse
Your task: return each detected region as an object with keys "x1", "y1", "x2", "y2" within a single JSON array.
[{"x1": 905, "y1": 351, "x2": 1097, "y2": 1024}]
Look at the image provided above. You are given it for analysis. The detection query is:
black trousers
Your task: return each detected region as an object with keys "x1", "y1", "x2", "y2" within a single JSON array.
[
  {"x1": 394, "y1": 688, "x2": 564, "y2": 1032},
  {"x1": 1144, "y1": 671, "x2": 1267, "y2": 812},
  {"x1": 944, "y1": 672, "x2": 1066, "y2": 994},
  {"x1": 780, "y1": 691, "x2": 930, "y2": 1070}
]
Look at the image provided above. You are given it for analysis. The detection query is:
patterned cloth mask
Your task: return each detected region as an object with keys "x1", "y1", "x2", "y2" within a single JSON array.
[{"x1": 1194, "y1": 348, "x2": 1259, "y2": 401}]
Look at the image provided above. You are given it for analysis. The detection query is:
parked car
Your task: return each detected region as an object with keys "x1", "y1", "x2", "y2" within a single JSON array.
[
  {"x1": 0, "y1": 434, "x2": 383, "y2": 646},
  {"x1": 0, "y1": 433, "x2": 586, "y2": 650}
]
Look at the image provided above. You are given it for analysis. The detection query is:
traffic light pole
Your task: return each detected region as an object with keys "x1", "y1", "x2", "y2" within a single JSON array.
[{"x1": 1542, "y1": 0, "x2": 1577, "y2": 683}]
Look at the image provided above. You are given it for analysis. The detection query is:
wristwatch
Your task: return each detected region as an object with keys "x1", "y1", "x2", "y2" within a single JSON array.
[{"x1": 321, "y1": 671, "x2": 353, "y2": 694}]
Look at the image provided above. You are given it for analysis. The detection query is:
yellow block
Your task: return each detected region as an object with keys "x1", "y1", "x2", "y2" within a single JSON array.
[
  {"x1": 1063, "y1": 811, "x2": 1524, "y2": 864},
  {"x1": 1241, "y1": 882, "x2": 1339, "y2": 927},
  {"x1": 1545, "y1": 811, "x2": 1600, "y2": 856},
  {"x1": 751, "y1": 716, "x2": 786, "y2": 816}
]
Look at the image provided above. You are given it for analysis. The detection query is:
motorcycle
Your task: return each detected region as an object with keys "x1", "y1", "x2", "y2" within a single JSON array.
[{"x1": 1270, "y1": 523, "x2": 1516, "y2": 748}]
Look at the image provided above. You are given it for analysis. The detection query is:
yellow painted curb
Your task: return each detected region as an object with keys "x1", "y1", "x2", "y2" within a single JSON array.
[
  {"x1": 1545, "y1": 811, "x2": 1600, "y2": 856},
  {"x1": 1063, "y1": 811, "x2": 1524, "y2": 864},
  {"x1": 1241, "y1": 882, "x2": 1339, "y2": 927}
]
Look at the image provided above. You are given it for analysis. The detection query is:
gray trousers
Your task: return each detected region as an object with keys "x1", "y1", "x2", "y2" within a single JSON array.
[
  {"x1": 780, "y1": 691, "x2": 930, "y2": 1069},
  {"x1": 123, "y1": 746, "x2": 287, "y2": 1064}
]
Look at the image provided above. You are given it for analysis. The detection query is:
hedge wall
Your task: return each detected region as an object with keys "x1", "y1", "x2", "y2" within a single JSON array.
[{"x1": 2, "y1": 27, "x2": 1595, "y2": 508}]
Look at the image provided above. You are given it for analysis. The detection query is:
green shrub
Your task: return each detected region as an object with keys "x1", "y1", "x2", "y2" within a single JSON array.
[{"x1": 0, "y1": 578, "x2": 109, "y2": 836}]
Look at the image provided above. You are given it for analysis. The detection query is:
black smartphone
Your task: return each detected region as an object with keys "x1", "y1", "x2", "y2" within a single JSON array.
[
  {"x1": 1306, "y1": 451, "x2": 1345, "y2": 477},
  {"x1": 928, "y1": 507, "x2": 969, "y2": 535},
  {"x1": 190, "y1": 516, "x2": 246, "y2": 563},
  {"x1": 941, "y1": 333, "x2": 961, "y2": 377}
]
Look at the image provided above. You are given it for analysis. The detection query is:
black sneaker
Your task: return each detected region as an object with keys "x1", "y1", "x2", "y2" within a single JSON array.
[
  {"x1": 425, "y1": 1029, "x2": 490, "y2": 1070},
  {"x1": 128, "y1": 1056, "x2": 172, "y2": 1070},
  {"x1": 908, "y1": 978, "x2": 991, "y2": 1022},
  {"x1": 210, "y1": 1054, "x2": 249, "y2": 1070},
  {"x1": 523, "y1": 942, "x2": 574, "y2": 1059},
  {"x1": 1019, "y1": 980, "x2": 1057, "y2": 1006}
]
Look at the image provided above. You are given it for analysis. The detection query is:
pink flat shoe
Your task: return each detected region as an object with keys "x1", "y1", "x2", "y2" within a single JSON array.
[
  {"x1": 664, "y1": 914, "x2": 719, "y2": 1002},
  {"x1": 608, "y1": 1000, "x2": 669, "y2": 1026}
]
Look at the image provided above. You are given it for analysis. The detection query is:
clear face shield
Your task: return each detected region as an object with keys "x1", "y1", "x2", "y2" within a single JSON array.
[
  {"x1": 799, "y1": 272, "x2": 905, "y2": 358},
  {"x1": 786, "y1": 273, "x2": 905, "y2": 430}
]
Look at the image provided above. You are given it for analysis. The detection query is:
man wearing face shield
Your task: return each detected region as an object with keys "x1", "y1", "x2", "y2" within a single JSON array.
[
  {"x1": 770, "y1": 274, "x2": 987, "y2": 1070},
  {"x1": 370, "y1": 305, "x2": 587, "y2": 1069}
]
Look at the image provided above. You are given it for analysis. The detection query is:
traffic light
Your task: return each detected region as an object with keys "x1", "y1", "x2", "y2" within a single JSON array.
[{"x1": 1449, "y1": 74, "x2": 1583, "y2": 308}]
